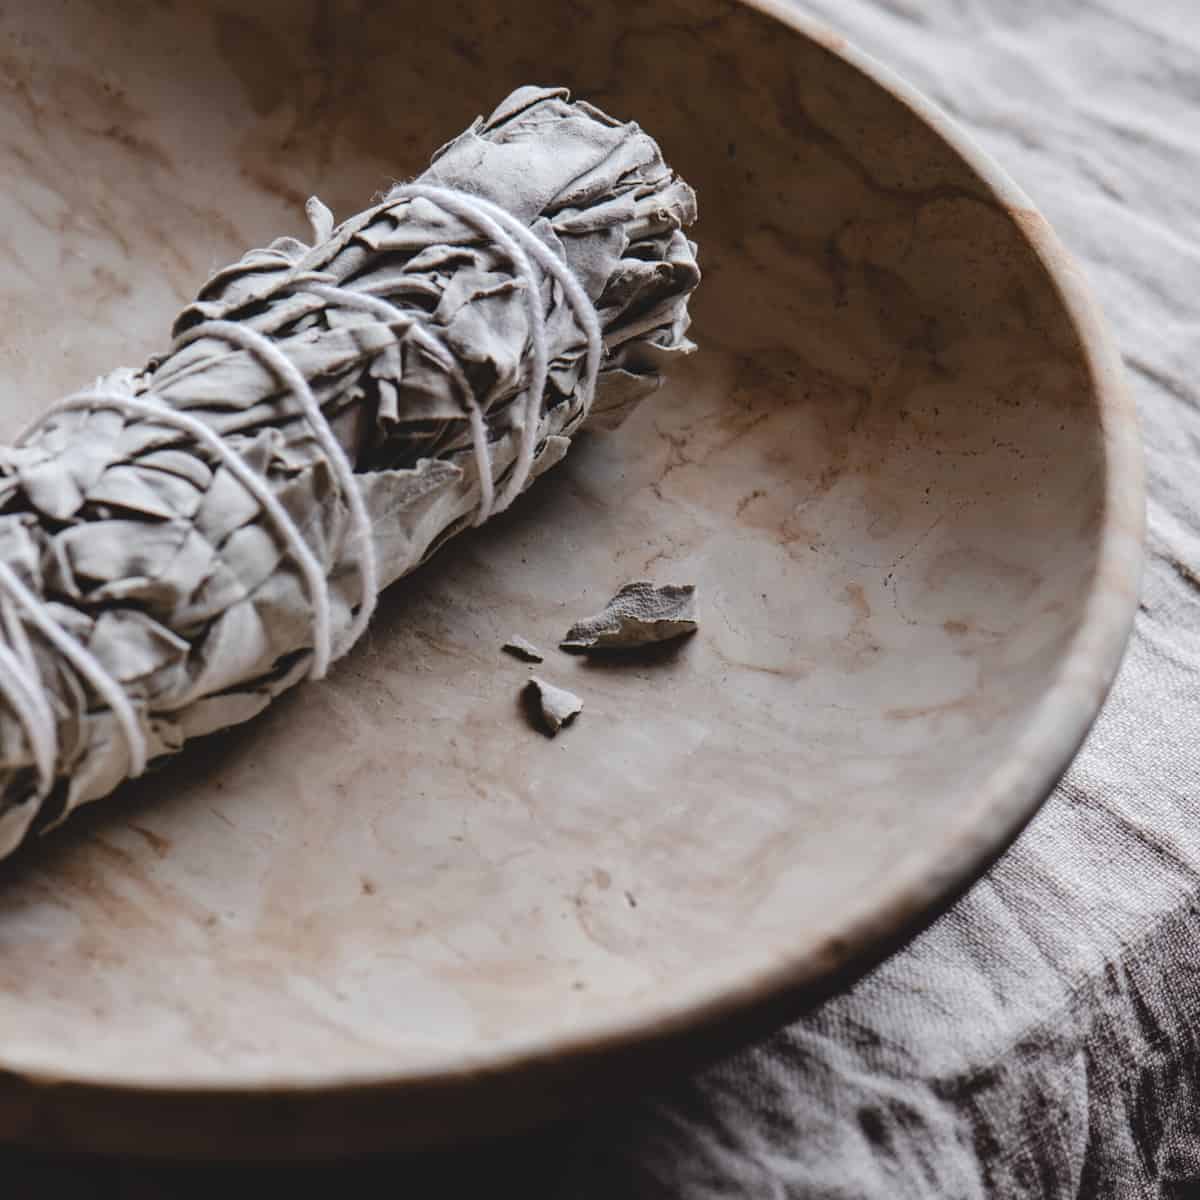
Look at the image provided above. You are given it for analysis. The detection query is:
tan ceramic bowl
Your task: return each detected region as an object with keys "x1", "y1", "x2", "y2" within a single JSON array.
[{"x1": 0, "y1": 0, "x2": 1141, "y2": 1159}]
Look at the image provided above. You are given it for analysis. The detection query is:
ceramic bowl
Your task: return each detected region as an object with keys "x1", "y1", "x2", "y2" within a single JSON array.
[{"x1": 0, "y1": 0, "x2": 1141, "y2": 1158}]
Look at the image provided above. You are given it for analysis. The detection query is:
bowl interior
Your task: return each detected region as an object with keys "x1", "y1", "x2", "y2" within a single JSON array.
[{"x1": 0, "y1": 0, "x2": 1131, "y2": 1136}]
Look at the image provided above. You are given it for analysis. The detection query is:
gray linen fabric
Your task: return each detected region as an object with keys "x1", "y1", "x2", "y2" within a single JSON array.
[{"x1": 4, "y1": 2, "x2": 1197, "y2": 1196}]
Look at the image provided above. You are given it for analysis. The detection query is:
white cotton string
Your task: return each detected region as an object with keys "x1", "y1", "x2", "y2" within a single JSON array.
[
  {"x1": 27, "y1": 391, "x2": 335, "y2": 677},
  {"x1": 9, "y1": 332, "x2": 379, "y2": 780},
  {"x1": 304, "y1": 281, "x2": 497, "y2": 524},
  {"x1": 0, "y1": 594, "x2": 58, "y2": 794},
  {"x1": 171, "y1": 320, "x2": 378, "y2": 654},
  {"x1": 386, "y1": 183, "x2": 603, "y2": 515},
  {"x1": 0, "y1": 638, "x2": 55, "y2": 798},
  {"x1": 0, "y1": 556, "x2": 147, "y2": 778},
  {"x1": 0, "y1": 377, "x2": 334, "y2": 788},
  {"x1": 449, "y1": 190, "x2": 603, "y2": 416},
  {"x1": 386, "y1": 185, "x2": 544, "y2": 517}
]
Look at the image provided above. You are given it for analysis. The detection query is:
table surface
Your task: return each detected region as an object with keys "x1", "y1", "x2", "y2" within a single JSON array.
[{"x1": 6, "y1": 1, "x2": 1198, "y2": 1196}]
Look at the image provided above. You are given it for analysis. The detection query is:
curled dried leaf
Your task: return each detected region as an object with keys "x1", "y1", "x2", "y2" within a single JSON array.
[
  {"x1": 502, "y1": 635, "x2": 544, "y2": 663},
  {"x1": 525, "y1": 676, "x2": 583, "y2": 735},
  {"x1": 560, "y1": 581, "x2": 698, "y2": 652}
]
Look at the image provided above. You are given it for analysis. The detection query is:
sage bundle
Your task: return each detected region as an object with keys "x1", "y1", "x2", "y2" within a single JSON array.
[{"x1": 0, "y1": 85, "x2": 699, "y2": 859}]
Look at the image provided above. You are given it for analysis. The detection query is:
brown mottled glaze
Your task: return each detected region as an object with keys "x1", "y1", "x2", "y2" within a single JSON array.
[{"x1": 0, "y1": 0, "x2": 1141, "y2": 1158}]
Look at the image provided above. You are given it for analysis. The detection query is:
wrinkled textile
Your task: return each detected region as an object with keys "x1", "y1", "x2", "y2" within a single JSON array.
[{"x1": 4, "y1": 1, "x2": 1197, "y2": 1196}]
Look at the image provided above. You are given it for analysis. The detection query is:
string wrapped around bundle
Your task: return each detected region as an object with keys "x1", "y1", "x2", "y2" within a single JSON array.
[{"x1": 0, "y1": 85, "x2": 700, "y2": 858}]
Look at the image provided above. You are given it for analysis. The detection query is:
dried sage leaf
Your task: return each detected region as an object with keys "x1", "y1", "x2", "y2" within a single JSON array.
[
  {"x1": 502, "y1": 635, "x2": 544, "y2": 663},
  {"x1": 560, "y1": 582, "x2": 698, "y2": 652},
  {"x1": 525, "y1": 677, "x2": 582, "y2": 735}
]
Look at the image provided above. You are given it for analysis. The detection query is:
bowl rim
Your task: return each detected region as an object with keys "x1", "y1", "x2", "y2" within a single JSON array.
[{"x1": 0, "y1": 0, "x2": 1145, "y2": 1144}]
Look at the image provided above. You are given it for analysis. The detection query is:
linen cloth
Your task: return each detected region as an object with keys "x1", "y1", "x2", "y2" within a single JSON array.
[{"x1": 5, "y1": 1, "x2": 1198, "y2": 1195}]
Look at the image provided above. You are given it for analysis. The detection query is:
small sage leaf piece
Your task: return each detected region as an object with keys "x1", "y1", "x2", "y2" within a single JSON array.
[
  {"x1": 560, "y1": 582, "x2": 698, "y2": 652},
  {"x1": 525, "y1": 676, "x2": 583, "y2": 735},
  {"x1": 502, "y1": 635, "x2": 544, "y2": 663}
]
